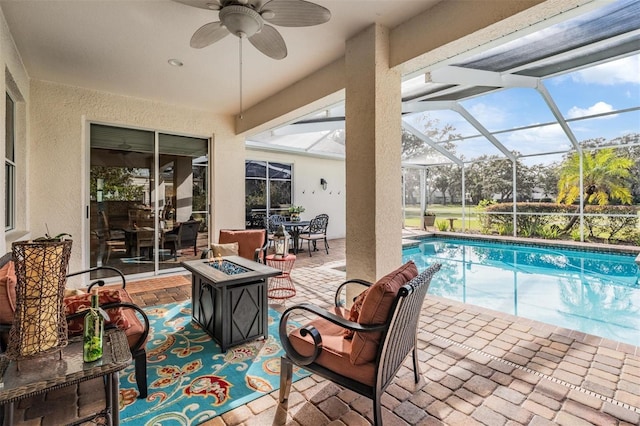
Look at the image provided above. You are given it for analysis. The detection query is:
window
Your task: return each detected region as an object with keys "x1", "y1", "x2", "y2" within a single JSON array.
[
  {"x1": 245, "y1": 160, "x2": 292, "y2": 227},
  {"x1": 5, "y1": 93, "x2": 15, "y2": 231}
]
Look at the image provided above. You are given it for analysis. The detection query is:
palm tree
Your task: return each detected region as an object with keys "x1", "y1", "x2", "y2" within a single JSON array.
[{"x1": 557, "y1": 148, "x2": 633, "y2": 232}]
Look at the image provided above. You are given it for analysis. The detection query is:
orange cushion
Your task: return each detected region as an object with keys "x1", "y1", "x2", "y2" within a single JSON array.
[
  {"x1": 350, "y1": 261, "x2": 418, "y2": 365},
  {"x1": 219, "y1": 230, "x2": 265, "y2": 260},
  {"x1": 288, "y1": 307, "x2": 376, "y2": 386},
  {"x1": 64, "y1": 289, "x2": 131, "y2": 336},
  {"x1": 0, "y1": 261, "x2": 17, "y2": 324},
  {"x1": 343, "y1": 288, "x2": 369, "y2": 339}
]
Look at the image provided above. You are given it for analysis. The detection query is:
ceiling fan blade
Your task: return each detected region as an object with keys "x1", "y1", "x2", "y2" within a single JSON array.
[
  {"x1": 172, "y1": 0, "x2": 221, "y2": 11},
  {"x1": 248, "y1": 25, "x2": 287, "y2": 60},
  {"x1": 260, "y1": 0, "x2": 331, "y2": 27},
  {"x1": 190, "y1": 22, "x2": 230, "y2": 48}
]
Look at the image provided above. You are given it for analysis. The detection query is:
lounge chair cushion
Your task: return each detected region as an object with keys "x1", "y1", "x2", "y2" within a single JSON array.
[
  {"x1": 209, "y1": 242, "x2": 239, "y2": 257},
  {"x1": 288, "y1": 307, "x2": 376, "y2": 386},
  {"x1": 0, "y1": 261, "x2": 17, "y2": 324},
  {"x1": 350, "y1": 261, "x2": 419, "y2": 365},
  {"x1": 64, "y1": 289, "x2": 131, "y2": 335}
]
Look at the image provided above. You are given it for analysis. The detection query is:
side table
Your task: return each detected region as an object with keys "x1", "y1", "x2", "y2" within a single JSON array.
[
  {"x1": 0, "y1": 329, "x2": 131, "y2": 426},
  {"x1": 266, "y1": 254, "x2": 297, "y2": 301}
]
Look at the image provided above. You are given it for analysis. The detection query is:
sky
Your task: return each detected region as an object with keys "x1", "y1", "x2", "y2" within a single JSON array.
[{"x1": 404, "y1": 53, "x2": 640, "y2": 166}]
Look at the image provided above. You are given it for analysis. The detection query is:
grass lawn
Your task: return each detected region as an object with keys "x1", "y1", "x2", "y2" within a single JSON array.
[
  {"x1": 403, "y1": 204, "x2": 640, "y2": 241},
  {"x1": 404, "y1": 204, "x2": 481, "y2": 231}
]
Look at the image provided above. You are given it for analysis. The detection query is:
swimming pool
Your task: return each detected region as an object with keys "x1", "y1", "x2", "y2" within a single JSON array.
[{"x1": 402, "y1": 237, "x2": 640, "y2": 347}]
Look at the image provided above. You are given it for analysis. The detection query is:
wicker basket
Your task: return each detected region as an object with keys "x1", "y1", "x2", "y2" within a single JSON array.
[{"x1": 5, "y1": 240, "x2": 72, "y2": 362}]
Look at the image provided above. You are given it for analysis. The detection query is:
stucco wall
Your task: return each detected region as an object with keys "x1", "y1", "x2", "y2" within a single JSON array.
[
  {"x1": 1, "y1": 7, "x2": 30, "y2": 255},
  {"x1": 28, "y1": 80, "x2": 244, "y2": 273},
  {"x1": 246, "y1": 148, "x2": 345, "y2": 240}
]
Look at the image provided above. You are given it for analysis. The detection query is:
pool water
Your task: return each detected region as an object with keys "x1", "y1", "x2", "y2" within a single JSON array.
[{"x1": 403, "y1": 238, "x2": 640, "y2": 347}]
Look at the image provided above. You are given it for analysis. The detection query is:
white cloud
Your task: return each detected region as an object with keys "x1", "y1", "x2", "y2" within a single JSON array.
[
  {"x1": 502, "y1": 124, "x2": 572, "y2": 155},
  {"x1": 467, "y1": 102, "x2": 507, "y2": 129},
  {"x1": 571, "y1": 55, "x2": 640, "y2": 86},
  {"x1": 566, "y1": 101, "x2": 615, "y2": 119}
]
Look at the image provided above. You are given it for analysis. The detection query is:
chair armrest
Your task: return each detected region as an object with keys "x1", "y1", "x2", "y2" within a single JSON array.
[
  {"x1": 334, "y1": 279, "x2": 373, "y2": 307},
  {"x1": 253, "y1": 246, "x2": 267, "y2": 264},
  {"x1": 279, "y1": 302, "x2": 385, "y2": 366},
  {"x1": 67, "y1": 266, "x2": 127, "y2": 291}
]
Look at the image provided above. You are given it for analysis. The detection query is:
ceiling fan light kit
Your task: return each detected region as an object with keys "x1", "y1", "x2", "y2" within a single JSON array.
[{"x1": 219, "y1": 5, "x2": 263, "y2": 37}]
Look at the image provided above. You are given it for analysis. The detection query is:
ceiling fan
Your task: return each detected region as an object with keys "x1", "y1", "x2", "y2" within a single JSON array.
[{"x1": 173, "y1": 0, "x2": 331, "y2": 60}]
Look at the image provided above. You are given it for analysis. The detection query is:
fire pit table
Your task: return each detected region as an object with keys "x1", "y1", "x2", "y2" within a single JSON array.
[{"x1": 181, "y1": 256, "x2": 280, "y2": 351}]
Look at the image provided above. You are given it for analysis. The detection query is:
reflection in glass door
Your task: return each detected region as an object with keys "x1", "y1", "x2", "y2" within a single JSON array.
[{"x1": 89, "y1": 124, "x2": 209, "y2": 279}]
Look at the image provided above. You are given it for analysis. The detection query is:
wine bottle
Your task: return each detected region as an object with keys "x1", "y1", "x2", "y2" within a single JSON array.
[{"x1": 83, "y1": 289, "x2": 104, "y2": 362}]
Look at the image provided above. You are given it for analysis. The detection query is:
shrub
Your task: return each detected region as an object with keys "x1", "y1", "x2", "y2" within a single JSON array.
[
  {"x1": 479, "y1": 202, "x2": 638, "y2": 244},
  {"x1": 436, "y1": 220, "x2": 449, "y2": 231}
]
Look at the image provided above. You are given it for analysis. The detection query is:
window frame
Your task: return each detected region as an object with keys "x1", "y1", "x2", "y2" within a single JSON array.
[{"x1": 5, "y1": 92, "x2": 15, "y2": 231}]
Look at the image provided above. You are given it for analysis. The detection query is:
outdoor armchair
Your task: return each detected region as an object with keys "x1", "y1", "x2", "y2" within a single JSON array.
[
  {"x1": 278, "y1": 261, "x2": 442, "y2": 425},
  {"x1": 202, "y1": 229, "x2": 268, "y2": 263}
]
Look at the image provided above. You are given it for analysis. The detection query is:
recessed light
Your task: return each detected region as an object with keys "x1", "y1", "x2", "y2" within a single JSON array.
[{"x1": 168, "y1": 59, "x2": 183, "y2": 67}]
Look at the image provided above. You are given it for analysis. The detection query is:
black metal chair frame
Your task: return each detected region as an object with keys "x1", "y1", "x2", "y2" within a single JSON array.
[
  {"x1": 278, "y1": 263, "x2": 442, "y2": 425},
  {"x1": 298, "y1": 213, "x2": 329, "y2": 256}
]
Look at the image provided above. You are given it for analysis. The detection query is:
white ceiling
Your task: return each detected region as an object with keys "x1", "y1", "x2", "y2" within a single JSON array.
[{"x1": 0, "y1": 0, "x2": 441, "y2": 116}]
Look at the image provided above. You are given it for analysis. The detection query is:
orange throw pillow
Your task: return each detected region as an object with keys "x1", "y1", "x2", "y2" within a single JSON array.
[
  {"x1": 64, "y1": 289, "x2": 130, "y2": 336},
  {"x1": 0, "y1": 261, "x2": 17, "y2": 324},
  {"x1": 350, "y1": 261, "x2": 418, "y2": 365},
  {"x1": 343, "y1": 288, "x2": 369, "y2": 339}
]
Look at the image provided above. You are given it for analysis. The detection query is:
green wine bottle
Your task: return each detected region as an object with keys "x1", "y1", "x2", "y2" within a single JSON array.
[{"x1": 83, "y1": 289, "x2": 104, "y2": 362}]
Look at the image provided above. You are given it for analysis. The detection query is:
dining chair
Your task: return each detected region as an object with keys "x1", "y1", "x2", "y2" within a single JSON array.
[
  {"x1": 94, "y1": 211, "x2": 127, "y2": 263},
  {"x1": 265, "y1": 214, "x2": 286, "y2": 247},
  {"x1": 298, "y1": 213, "x2": 329, "y2": 256}
]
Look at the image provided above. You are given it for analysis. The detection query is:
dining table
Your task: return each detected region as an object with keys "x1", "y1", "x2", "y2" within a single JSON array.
[{"x1": 280, "y1": 220, "x2": 310, "y2": 254}]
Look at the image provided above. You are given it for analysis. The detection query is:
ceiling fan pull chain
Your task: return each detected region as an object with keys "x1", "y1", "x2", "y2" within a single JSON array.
[{"x1": 239, "y1": 35, "x2": 243, "y2": 120}]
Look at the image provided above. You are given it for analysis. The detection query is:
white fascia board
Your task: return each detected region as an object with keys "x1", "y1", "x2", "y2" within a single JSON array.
[{"x1": 429, "y1": 66, "x2": 538, "y2": 88}]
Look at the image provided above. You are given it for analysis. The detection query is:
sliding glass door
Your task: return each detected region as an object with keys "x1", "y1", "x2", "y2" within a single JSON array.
[{"x1": 89, "y1": 124, "x2": 209, "y2": 278}]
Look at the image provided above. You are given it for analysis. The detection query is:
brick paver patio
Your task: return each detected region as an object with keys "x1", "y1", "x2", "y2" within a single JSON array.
[{"x1": 127, "y1": 237, "x2": 640, "y2": 426}]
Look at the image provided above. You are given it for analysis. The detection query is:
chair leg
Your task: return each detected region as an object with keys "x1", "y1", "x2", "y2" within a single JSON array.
[
  {"x1": 134, "y1": 350, "x2": 148, "y2": 399},
  {"x1": 373, "y1": 392, "x2": 383, "y2": 426},
  {"x1": 412, "y1": 345, "x2": 420, "y2": 383},
  {"x1": 324, "y1": 237, "x2": 329, "y2": 254},
  {"x1": 279, "y1": 356, "x2": 293, "y2": 403},
  {"x1": 307, "y1": 239, "x2": 312, "y2": 257}
]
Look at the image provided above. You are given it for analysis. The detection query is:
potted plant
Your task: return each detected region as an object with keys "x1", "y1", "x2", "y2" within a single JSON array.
[
  {"x1": 423, "y1": 210, "x2": 436, "y2": 229},
  {"x1": 288, "y1": 205, "x2": 305, "y2": 222}
]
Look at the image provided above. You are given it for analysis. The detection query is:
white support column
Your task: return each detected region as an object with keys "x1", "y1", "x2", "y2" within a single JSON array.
[{"x1": 345, "y1": 24, "x2": 402, "y2": 283}]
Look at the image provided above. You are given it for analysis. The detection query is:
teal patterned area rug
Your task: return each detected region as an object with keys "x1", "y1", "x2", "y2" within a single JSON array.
[{"x1": 119, "y1": 301, "x2": 308, "y2": 425}]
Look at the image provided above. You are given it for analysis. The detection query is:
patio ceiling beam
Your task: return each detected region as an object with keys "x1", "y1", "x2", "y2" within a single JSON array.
[
  {"x1": 427, "y1": 66, "x2": 538, "y2": 88},
  {"x1": 271, "y1": 119, "x2": 345, "y2": 136},
  {"x1": 401, "y1": 121, "x2": 463, "y2": 166},
  {"x1": 452, "y1": 103, "x2": 517, "y2": 161},
  {"x1": 402, "y1": 100, "x2": 457, "y2": 114}
]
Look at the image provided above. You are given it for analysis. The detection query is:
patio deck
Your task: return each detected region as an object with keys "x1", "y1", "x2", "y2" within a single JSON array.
[{"x1": 126, "y1": 237, "x2": 640, "y2": 426}]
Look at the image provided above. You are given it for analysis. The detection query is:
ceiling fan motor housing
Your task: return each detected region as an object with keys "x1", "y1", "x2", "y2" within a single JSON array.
[{"x1": 219, "y1": 5, "x2": 263, "y2": 37}]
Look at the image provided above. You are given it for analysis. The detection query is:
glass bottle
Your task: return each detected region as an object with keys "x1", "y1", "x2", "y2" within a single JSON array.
[{"x1": 83, "y1": 289, "x2": 104, "y2": 362}]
